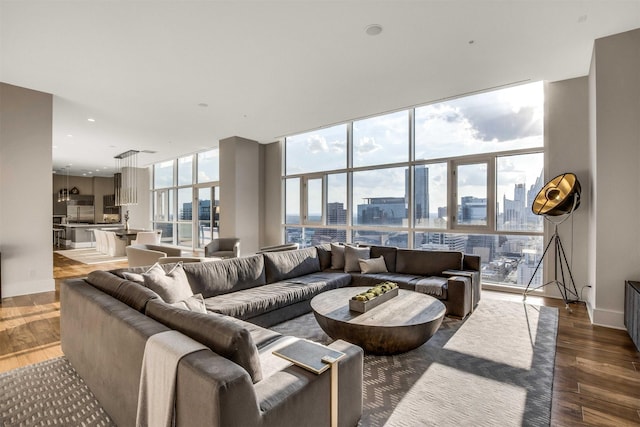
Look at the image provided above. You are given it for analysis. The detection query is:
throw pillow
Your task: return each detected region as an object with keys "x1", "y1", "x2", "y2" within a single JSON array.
[
  {"x1": 142, "y1": 262, "x2": 193, "y2": 304},
  {"x1": 169, "y1": 293, "x2": 207, "y2": 313},
  {"x1": 344, "y1": 245, "x2": 370, "y2": 273},
  {"x1": 122, "y1": 271, "x2": 144, "y2": 284},
  {"x1": 330, "y1": 243, "x2": 346, "y2": 270},
  {"x1": 359, "y1": 256, "x2": 388, "y2": 274}
]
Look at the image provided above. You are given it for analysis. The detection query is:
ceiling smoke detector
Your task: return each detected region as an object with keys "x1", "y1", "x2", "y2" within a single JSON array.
[{"x1": 365, "y1": 24, "x2": 383, "y2": 36}]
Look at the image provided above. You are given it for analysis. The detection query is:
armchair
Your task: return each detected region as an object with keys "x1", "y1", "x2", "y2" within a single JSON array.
[{"x1": 204, "y1": 238, "x2": 240, "y2": 259}]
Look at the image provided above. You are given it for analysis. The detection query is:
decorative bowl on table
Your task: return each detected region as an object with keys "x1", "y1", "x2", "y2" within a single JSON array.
[{"x1": 349, "y1": 282, "x2": 399, "y2": 313}]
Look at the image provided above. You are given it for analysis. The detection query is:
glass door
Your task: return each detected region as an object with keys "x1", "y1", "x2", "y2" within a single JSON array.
[{"x1": 196, "y1": 186, "x2": 218, "y2": 248}]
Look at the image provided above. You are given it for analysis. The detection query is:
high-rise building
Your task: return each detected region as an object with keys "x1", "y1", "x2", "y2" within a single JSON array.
[
  {"x1": 327, "y1": 202, "x2": 347, "y2": 225},
  {"x1": 503, "y1": 183, "x2": 526, "y2": 229},
  {"x1": 357, "y1": 197, "x2": 406, "y2": 225},
  {"x1": 459, "y1": 196, "x2": 487, "y2": 223},
  {"x1": 408, "y1": 166, "x2": 430, "y2": 224}
]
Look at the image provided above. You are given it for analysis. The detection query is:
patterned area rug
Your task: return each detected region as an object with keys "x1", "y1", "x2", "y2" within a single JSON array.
[
  {"x1": 271, "y1": 299, "x2": 558, "y2": 427},
  {"x1": 0, "y1": 357, "x2": 114, "y2": 426},
  {"x1": 0, "y1": 299, "x2": 557, "y2": 427},
  {"x1": 54, "y1": 248, "x2": 127, "y2": 265}
]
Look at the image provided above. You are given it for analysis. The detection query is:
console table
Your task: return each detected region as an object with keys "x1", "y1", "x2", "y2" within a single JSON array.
[{"x1": 625, "y1": 280, "x2": 640, "y2": 351}]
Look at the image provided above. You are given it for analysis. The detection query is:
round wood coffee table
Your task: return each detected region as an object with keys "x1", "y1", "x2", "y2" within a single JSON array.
[{"x1": 310, "y1": 287, "x2": 446, "y2": 355}]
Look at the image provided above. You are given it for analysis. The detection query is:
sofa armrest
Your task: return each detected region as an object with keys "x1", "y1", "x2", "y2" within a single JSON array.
[
  {"x1": 443, "y1": 268, "x2": 481, "y2": 311},
  {"x1": 253, "y1": 340, "x2": 363, "y2": 427},
  {"x1": 175, "y1": 351, "x2": 262, "y2": 427},
  {"x1": 445, "y1": 276, "x2": 472, "y2": 318}
]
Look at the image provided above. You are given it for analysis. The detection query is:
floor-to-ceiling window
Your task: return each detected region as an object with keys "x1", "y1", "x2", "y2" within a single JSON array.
[
  {"x1": 283, "y1": 82, "x2": 545, "y2": 289},
  {"x1": 152, "y1": 148, "x2": 219, "y2": 250}
]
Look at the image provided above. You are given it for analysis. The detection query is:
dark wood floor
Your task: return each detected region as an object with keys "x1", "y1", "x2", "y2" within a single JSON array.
[{"x1": 1, "y1": 251, "x2": 639, "y2": 425}]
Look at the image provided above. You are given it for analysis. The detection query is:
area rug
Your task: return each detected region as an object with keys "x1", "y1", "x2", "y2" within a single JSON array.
[
  {"x1": 0, "y1": 299, "x2": 557, "y2": 426},
  {"x1": 55, "y1": 248, "x2": 127, "y2": 265},
  {"x1": 270, "y1": 299, "x2": 558, "y2": 427},
  {"x1": 0, "y1": 357, "x2": 115, "y2": 426}
]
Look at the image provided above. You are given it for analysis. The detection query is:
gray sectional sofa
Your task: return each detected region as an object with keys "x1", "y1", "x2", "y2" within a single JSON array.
[{"x1": 61, "y1": 244, "x2": 481, "y2": 426}]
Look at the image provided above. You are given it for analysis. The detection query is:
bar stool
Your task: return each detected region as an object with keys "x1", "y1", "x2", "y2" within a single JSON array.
[{"x1": 53, "y1": 228, "x2": 65, "y2": 247}]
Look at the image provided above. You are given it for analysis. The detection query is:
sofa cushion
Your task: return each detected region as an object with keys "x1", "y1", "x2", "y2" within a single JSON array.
[
  {"x1": 205, "y1": 272, "x2": 351, "y2": 320},
  {"x1": 344, "y1": 246, "x2": 370, "y2": 273},
  {"x1": 359, "y1": 256, "x2": 388, "y2": 274},
  {"x1": 170, "y1": 293, "x2": 207, "y2": 313},
  {"x1": 142, "y1": 262, "x2": 193, "y2": 304},
  {"x1": 370, "y1": 245, "x2": 398, "y2": 273},
  {"x1": 182, "y1": 255, "x2": 266, "y2": 298},
  {"x1": 315, "y1": 243, "x2": 332, "y2": 271},
  {"x1": 330, "y1": 243, "x2": 346, "y2": 270},
  {"x1": 86, "y1": 270, "x2": 160, "y2": 312},
  {"x1": 263, "y1": 247, "x2": 321, "y2": 284},
  {"x1": 145, "y1": 299, "x2": 263, "y2": 383},
  {"x1": 395, "y1": 250, "x2": 462, "y2": 276}
]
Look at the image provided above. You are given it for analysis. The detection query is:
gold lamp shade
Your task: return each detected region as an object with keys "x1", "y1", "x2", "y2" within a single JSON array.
[{"x1": 532, "y1": 173, "x2": 581, "y2": 216}]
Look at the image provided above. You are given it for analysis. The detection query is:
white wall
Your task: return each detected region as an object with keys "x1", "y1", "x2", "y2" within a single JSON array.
[
  {"x1": 0, "y1": 83, "x2": 54, "y2": 298},
  {"x1": 545, "y1": 78, "x2": 590, "y2": 302},
  {"x1": 588, "y1": 28, "x2": 640, "y2": 328}
]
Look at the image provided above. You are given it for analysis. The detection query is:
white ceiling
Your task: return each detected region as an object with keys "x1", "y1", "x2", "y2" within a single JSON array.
[{"x1": 2, "y1": 1, "x2": 640, "y2": 177}]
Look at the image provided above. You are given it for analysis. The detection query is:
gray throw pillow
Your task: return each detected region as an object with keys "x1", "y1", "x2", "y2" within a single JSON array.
[
  {"x1": 330, "y1": 243, "x2": 345, "y2": 269},
  {"x1": 142, "y1": 262, "x2": 193, "y2": 304},
  {"x1": 170, "y1": 293, "x2": 207, "y2": 313},
  {"x1": 122, "y1": 271, "x2": 144, "y2": 284},
  {"x1": 344, "y1": 245, "x2": 370, "y2": 273},
  {"x1": 359, "y1": 256, "x2": 388, "y2": 274}
]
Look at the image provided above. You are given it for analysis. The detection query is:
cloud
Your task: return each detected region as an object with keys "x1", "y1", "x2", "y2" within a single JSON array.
[
  {"x1": 355, "y1": 136, "x2": 382, "y2": 154},
  {"x1": 307, "y1": 134, "x2": 329, "y2": 153}
]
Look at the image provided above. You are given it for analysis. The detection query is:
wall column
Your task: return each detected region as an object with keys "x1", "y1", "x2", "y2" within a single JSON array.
[
  {"x1": 588, "y1": 28, "x2": 640, "y2": 328},
  {"x1": 219, "y1": 136, "x2": 261, "y2": 254},
  {"x1": 0, "y1": 83, "x2": 54, "y2": 298}
]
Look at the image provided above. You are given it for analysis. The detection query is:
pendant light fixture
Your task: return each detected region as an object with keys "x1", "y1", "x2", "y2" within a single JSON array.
[{"x1": 114, "y1": 150, "x2": 139, "y2": 206}]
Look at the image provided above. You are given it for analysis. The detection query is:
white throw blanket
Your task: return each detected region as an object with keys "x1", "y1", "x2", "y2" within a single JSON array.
[{"x1": 136, "y1": 330, "x2": 207, "y2": 427}]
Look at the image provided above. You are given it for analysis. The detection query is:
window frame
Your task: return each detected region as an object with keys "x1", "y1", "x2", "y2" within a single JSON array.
[{"x1": 281, "y1": 83, "x2": 545, "y2": 289}]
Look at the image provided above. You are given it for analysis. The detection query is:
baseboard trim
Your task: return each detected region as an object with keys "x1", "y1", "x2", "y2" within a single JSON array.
[
  {"x1": 2, "y1": 278, "x2": 55, "y2": 299},
  {"x1": 588, "y1": 304, "x2": 625, "y2": 330}
]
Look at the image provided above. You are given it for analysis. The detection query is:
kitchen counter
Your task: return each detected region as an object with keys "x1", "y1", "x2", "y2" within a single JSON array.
[
  {"x1": 61, "y1": 223, "x2": 123, "y2": 228},
  {"x1": 60, "y1": 223, "x2": 124, "y2": 248}
]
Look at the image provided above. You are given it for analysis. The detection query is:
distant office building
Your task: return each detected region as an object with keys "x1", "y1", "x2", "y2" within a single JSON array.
[
  {"x1": 459, "y1": 196, "x2": 486, "y2": 223},
  {"x1": 407, "y1": 166, "x2": 429, "y2": 224},
  {"x1": 357, "y1": 197, "x2": 406, "y2": 225},
  {"x1": 327, "y1": 202, "x2": 347, "y2": 225},
  {"x1": 527, "y1": 168, "x2": 545, "y2": 224},
  {"x1": 503, "y1": 183, "x2": 526, "y2": 229},
  {"x1": 417, "y1": 232, "x2": 466, "y2": 252},
  {"x1": 466, "y1": 234, "x2": 498, "y2": 262}
]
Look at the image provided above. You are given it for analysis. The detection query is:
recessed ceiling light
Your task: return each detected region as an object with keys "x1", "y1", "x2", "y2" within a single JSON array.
[
  {"x1": 198, "y1": 103, "x2": 208, "y2": 108},
  {"x1": 87, "y1": 118, "x2": 95, "y2": 122},
  {"x1": 365, "y1": 24, "x2": 383, "y2": 36},
  {"x1": 67, "y1": 134, "x2": 73, "y2": 138}
]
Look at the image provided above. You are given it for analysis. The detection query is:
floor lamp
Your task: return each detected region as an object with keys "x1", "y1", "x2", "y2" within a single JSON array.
[{"x1": 523, "y1": 173, "x2": 581, "y2": 310}]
